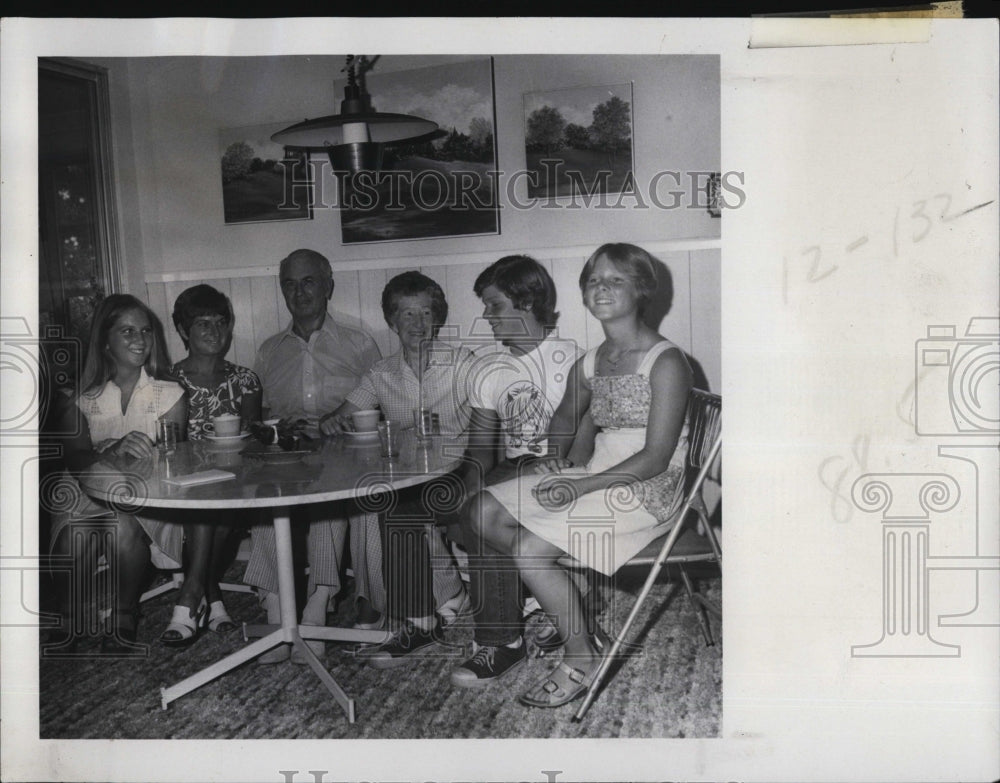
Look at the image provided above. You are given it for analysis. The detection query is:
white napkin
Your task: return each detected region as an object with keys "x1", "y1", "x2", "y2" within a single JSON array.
[{"x1": 162, "y1": 469, "x2": 236, "y2": 487}]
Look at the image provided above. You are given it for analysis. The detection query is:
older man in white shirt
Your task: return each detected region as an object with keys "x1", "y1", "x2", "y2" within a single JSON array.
[{"x1": 244, "y1": 248, "x2": 381, "y2": 663}]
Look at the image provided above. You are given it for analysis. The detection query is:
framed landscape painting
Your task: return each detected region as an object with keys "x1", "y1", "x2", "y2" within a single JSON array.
[
  {"x1": 523, "y1": 82, "x2": 635, "y2": 201},
  {"x1": 219, "y1": 122, "x2": 313, "y2": 224},
  {"x1": 337, "y1": 57, "x2": 499, "y2": 244}
]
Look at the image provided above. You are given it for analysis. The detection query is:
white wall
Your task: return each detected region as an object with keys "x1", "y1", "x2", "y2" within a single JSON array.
[
  {"x1": 144, "y1": 246, "x2": 721, "y2": 395},
  {"x1": 89, "y1": 54, "x2": 722, "y2": 391}
]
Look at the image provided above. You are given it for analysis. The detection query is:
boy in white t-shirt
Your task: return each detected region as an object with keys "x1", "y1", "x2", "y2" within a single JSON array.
[
  {"x1": 452, "y1": 256, "x2": 583, "y2": 686},
  {"x1": 467, "y1": 334, "x2": 580, "y2": 462}
]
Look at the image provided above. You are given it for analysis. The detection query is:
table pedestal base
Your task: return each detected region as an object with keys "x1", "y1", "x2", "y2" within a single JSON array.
[{"x1": 159, "y1": 508, "x2": 389, "y2": 723}]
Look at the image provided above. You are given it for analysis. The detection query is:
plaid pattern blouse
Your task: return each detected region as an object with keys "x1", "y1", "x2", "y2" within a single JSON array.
[{"x1": 345, "y1": 341, "x2": 475, "y2": 448}]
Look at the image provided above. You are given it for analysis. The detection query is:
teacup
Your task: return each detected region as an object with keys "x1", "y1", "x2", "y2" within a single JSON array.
[
  {"x1": 205, "y1": 413, "x2": 241, "y2": 437},
  {"x1": 351, "y1": 409, "x2": 381, "y2": 433}
]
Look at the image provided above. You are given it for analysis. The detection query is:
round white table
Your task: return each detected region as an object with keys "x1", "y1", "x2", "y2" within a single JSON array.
[{"x1": 80, "y1": 431, "x2": 464, "y2": 723}]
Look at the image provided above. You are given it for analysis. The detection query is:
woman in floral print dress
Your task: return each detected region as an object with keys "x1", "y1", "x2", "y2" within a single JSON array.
[{"x1": 161, "y1": 284, "x2": 262, "y2": 645}]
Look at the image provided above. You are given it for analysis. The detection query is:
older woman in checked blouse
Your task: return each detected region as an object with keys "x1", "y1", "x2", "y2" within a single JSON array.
[{"x1": 321, "y1": 271, "x2": 473, "y2": 667}]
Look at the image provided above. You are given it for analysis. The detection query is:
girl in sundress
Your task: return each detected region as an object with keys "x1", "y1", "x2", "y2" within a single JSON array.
[{"x1": 478, "y1": 243, "x2": 693, "y2": 708}]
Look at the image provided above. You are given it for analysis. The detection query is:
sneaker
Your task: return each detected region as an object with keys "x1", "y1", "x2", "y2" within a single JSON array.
[
  {"x1": 358, "y1": 620, "x2": 443, "y2": 669},
  {"x1": 450, "y1": 641, "x2": 526, "y2": 689},
  {"x1": 437, "y1": 588, "x2": 473, "y2": 627}
]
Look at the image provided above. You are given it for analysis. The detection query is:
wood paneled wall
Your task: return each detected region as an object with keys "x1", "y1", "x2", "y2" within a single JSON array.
[{"x1": 145, "y1": 246, "x2": 721, "y2": 393}]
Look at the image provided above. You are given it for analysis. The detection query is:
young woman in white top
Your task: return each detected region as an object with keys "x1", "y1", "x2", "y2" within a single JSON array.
[{"x1": 54, "y1": 294, "x2": 187, "y2": 652}]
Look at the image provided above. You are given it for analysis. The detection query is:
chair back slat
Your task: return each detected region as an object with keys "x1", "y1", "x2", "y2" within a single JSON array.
[{"x1": 686, "y1": 388, "x2": 722, "y2": 471}]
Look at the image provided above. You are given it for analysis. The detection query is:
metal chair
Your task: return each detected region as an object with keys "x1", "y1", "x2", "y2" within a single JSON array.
[{"x1": 572, "y1": 388, "x2": 722, "y2": 721}]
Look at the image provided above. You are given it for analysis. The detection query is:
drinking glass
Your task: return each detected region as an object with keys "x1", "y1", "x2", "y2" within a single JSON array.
[
  {"x1": 413, "y1": 408, "x2": 437, "y2": 440},
  {"x1": 156, "y1": 419, "x2": 179, "y2": 453},
  {"x1": 377, "y1": 420, "x2": 400, "y2": 459}
]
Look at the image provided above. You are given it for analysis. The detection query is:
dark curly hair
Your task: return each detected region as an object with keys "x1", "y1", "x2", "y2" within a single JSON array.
[{"x1": 171, "y1": 284, "x2": 234, "y2": 350}]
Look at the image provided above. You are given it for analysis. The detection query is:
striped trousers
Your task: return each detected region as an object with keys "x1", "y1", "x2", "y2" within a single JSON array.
[
  {"x1": 244, "y1": 503, "x2": 347, "y2": 596},
  {"x1": 244, "y1": 503, "x2": 462, "y2": 614},
  {"x1": 347, "y1": 510, "x2": 464, "y2": 615}
]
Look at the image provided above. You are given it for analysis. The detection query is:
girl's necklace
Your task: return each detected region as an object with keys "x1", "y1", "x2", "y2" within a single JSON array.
[{"x1": 602, "y1": 346, "x2": 635, "y2": 370}]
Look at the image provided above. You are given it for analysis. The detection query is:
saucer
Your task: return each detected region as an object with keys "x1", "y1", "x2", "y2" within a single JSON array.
[
  {"x1": 205, "y1": 433, "x2": 250, "y2": 451},
  {"x1": 206, "y1": 432, "x2": 250, "y2": 442},
  {"x1": 342, "y1": 429, "x2": 380, "y2": 441},
  {"x1": 205, "y1": 432, "x2": 250, "y2": 450}
]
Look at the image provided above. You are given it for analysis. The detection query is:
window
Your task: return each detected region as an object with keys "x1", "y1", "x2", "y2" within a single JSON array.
[{"x1": 38, "y1": 58, "x2": 123, "y2": 384}]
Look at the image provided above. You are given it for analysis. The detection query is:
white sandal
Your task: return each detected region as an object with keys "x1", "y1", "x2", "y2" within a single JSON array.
[
  {"x1": 160, "y1": 598, "x2": 207, "y2": 647},
  {"x1": 207, "y1": 599, "x2": 237, "y2": 633}
]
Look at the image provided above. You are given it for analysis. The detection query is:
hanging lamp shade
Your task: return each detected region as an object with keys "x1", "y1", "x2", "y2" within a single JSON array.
[
  {"x1": 270, "y1": 112, "x2": 439, "y2": 147},
  {"x1": 271, "y1": 56, "x2": 438, "y2": 175}
]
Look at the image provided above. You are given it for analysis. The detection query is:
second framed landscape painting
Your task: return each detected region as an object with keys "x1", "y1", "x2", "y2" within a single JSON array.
[
  {"x1": 523, "y1": 82, "x2": 635, "y2": 201},
  {"x1": 338, "y1": 57, "x2": 499, "y2": 244}
]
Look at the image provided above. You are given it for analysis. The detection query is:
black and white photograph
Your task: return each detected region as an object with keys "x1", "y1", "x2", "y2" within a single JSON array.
[
  {"x1": 1, "y1": 15, "x2": 998, "y2": 783},
  {"x1": 32, "y1": 51, "x2": 723, "y2": 743}
]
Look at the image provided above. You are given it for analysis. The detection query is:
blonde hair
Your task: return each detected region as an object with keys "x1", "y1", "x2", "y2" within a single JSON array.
[
  {"x1": 579, "y1": 243, "x2": 658, "y2": 311},
  {"x1": 79, "y1": 294, "x2": 172, "y2": 396}
]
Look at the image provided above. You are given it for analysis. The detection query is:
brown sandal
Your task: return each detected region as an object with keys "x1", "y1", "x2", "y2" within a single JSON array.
[{"x1": 518, "y1": 660, "x2": 598, "y2": 708}]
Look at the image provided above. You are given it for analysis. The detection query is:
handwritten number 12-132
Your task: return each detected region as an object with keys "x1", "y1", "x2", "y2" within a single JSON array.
[{"x1": 783, "y1": 192, "x2": 994, "y2": 304}]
